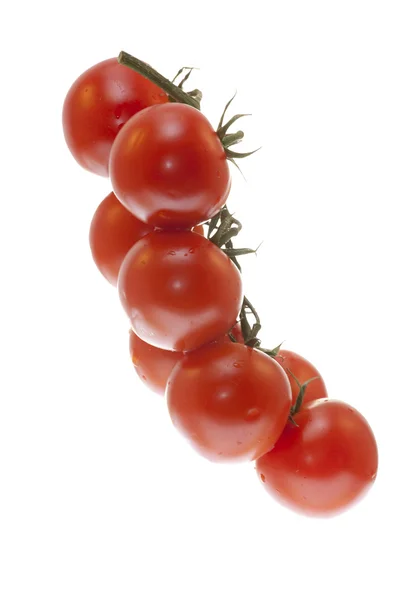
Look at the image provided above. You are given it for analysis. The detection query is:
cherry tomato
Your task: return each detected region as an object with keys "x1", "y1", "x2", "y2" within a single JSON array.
[
  {"x1": 275, "y1": 349, "x2": 328, "y2": 407},
  {"x1": 167, "y1": 341, "x2": 291, "y2": 462},
  {"x1": 89, "y1": 192, "x2": 152, "y2": 286},
  {"x1": 118, "y1": 230, "x2": 243, "y2": 352},
  {"x1": 256, "y1": 400, "x2": 378, "y2": 516},
  {"x1": 129, "y1": 330, "x2": 183, "y2": 396},
  {"x1": 109, "y1": 103, "x2": 231, "y2": 229},
  {"x1": 62, "y1": 58, "x2": 168, "y2": 176}
]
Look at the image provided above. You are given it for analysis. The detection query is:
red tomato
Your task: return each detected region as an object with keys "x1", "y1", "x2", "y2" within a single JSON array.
[
  {"x1": 62, "y1": 58, "x2": 168, "y2": 176},
  {"x1": 109, "y1": 103, "x2": 231, "y2": 229},
  {"x1": 129, "y1": 330, "x2": 182, "y2": 396},
  {"x1": 118, "y1": 230, "x2": 243, "y2": 352},
  {"x1": 89, "y1": 192, "x2": 152, "y2": 286},
  {"x1": 275, "y1": 349, "x2": 328, "y2": 407},
  {"x1": 167, "y1": 341, "x2": 291, "y2": 462},
  {"x1": 256, "y1": 400, "x2": 378, "y2": 516}
]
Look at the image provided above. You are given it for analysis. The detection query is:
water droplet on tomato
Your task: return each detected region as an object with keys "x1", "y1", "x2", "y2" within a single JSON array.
[
  {"x1": 233, "y1": 361, "x2": 242, "y2": 368},
  {"x1": 189, "y1": 248, "x2": 195, "y2": 254},
  {"x1": 114, "y1": 106, "x2": 122, "y2": 119},
  {"x1": 168, "y1": 250, "x2": 176, "y2": 256},
  {"x1": 246, "y1": 408, "x2": 260, "y2": 421}
]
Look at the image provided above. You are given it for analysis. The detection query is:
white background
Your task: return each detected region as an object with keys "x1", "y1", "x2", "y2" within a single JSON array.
[{"x1": 1, "y1": 1, "x2": 399, "y2": 598}]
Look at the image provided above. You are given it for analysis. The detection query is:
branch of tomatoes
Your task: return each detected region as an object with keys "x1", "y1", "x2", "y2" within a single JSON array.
[
  {"x1": 117, "y1": 51, "x2": 300, "y2": 407},
  {"x1": 63, "y1": 53, "x2": 379, "y2": 517}
]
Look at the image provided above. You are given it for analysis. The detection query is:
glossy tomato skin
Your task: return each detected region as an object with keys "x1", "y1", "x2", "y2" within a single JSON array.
[
  {"x1": 62, "y1": 58, "x2": 168, "y2": 176},
  {"x1": 109, "y1": 103, "x2": 231, "y2": 229},
  {"x1": 119, "y1": 230, "x2": 243, "y2": 352},
  {"x1": 129, "y1": 330, "x2": 183, "y2": 396},
  {"x1": 167, "y1": 341, "x2": 292, "y2": 462},
  {"x1": 256, "y1": 400, "x2": 378, "y2": 517},
  {"x1": 89, "y1": 192, "x2": 152, "y2": 286},
  {"x1": 275, "y1": 349, "x2": 328, "y2": 407}
]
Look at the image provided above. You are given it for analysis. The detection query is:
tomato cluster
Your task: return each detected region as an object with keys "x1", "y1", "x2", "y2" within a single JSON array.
[{"x1": 63, "y1": 53, "x2": 378, "y2": 517}]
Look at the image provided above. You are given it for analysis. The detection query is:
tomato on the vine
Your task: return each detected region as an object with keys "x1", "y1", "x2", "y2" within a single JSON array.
[
  {"x1": 256, "y1": 399, "x2": 378, "y2": 516},
  {"x1": 89, "y1": 192, "x2": 152, "y2": 286},
  {"x1": 109, "y1": 103, "x2": 231, "y2": 229},
  {"x1": 62, "y1": 58, "x2": 168, "y2": 176},
  {"x1": 275, "y1": 349, "x2": 328, "y2": 407},
  {"x1": 167, "y1": 340, "x2": 291, "y2": 462},
  {"x1": 119, "y1": 230, "x2": 243, "y2": 352}
]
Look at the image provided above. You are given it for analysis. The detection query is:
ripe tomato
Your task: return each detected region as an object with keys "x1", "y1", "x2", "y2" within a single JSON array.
[
  {"x1": 256, "y1": 400, "x2": 378, "y2": 516},
  {"x1": 275, "y1": 349, "x2": 328, "y2": 407},
  {"x1": 109, "y1": 103, "x2": 231, "y2": 229},
  {"x1": 118, "y1": 230, "x2": 243, "y2": 352},
  {"x1": 89, "y1": 192, "x2": 152, "y2": 286},
  {"x1": 62, "y1": 58, "x2": 168, "y2": 176},
  {"x1": 167, "y1": 341, "x2": 291, "y2": 462},
  {"x1": 129, "y1": 330, "x2": 183, "y2": 396}
]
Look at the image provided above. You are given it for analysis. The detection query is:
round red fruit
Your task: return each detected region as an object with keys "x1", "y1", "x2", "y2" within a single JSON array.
[
  {"x1": 118, "y1": 230, "x2": 243, "y2": 352},
  {"x1": 167, "y1": 341, "x2": 292, "y2": 462},
  {"x1": 62, "y1": 58, "x2": 168, "y2": 176},
  {"x1": 256, "y1": 399, "x2": 378, "y2": 516},
  {"x1": 109, "y1": 103, "x2": 231, "y2": 229},
  {"x1": 89, "y1": 192, "x2": 152, "y2": 286}
]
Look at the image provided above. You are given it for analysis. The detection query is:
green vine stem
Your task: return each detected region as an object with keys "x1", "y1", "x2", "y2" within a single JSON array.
[{"x1": 118, "y1": 51, "x2": 201, "y2": 110}]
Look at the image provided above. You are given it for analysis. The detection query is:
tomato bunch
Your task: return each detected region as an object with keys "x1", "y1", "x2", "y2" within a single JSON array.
[{"x1": 63, "y1": 52, "x2": 378, "y2": 517}]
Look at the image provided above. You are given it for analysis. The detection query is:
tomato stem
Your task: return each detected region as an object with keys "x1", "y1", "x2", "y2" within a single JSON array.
[
  {"x1": 289, "y1": 373, "x2": 321, "y2": 415},
  {"x1": 118, "y1": 51, "x2": 201, "y2": 110},
  {"x1": 207, "y1": 207, "x2": 266, "y2": 347}
]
